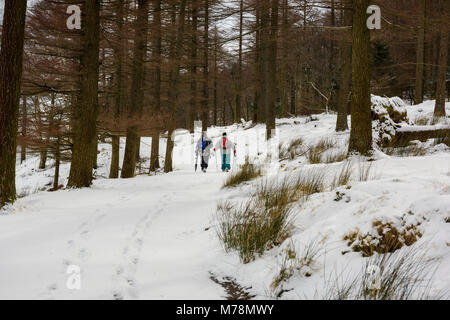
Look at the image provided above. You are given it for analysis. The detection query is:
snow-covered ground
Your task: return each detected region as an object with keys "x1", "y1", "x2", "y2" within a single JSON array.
[{"x1": 1, "y1": 100, "x2": 449, "y2": 300}]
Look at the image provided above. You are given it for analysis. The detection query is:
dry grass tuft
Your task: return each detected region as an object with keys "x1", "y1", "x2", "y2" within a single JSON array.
[
  {"x1": 222, "y1": 157, "x2": 262, "y2": 188},
  {"x1": 307, "y1": 137, "x2": 335, "y2": 164},
  {"x1": 343, "y1": 220, "x2": 423, "y2": 257},
  {"x1": 324, "y1": 245, "x2": 440, "y2": 300},
  {"x1": 279, "y1": 138, "x2": 305, "y2": 161},
  {"x1": 215, "y1": 199, "x2": 295, "y2": 264},
  {"x1": 270, "y1": 240, "x2": 322, "y2": 298},
  {"x1": 331, "y1": 161, "x2": 352, "y2": 189}
]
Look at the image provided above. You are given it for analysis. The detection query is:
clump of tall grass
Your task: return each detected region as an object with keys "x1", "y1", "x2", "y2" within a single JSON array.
[
  {"x1": 358, "y1": 160, "x2": 374, "y2": 181},
  {"x1": 323, "y1": 245, "x2": 441, "y2": 300},
  {"x1": 307, "y1": 137, "x2": 336, "y2": 164},
  {"x1": 384, "y1": 144, "x2": 428, "y2": 157},
  {"x1": 324, "y1": 149, "x2": 348, "y2": 164},
  {"x1": 279, "y1": 138, "x2": 305, "y2": 161},
  {"x1": 216, "y1": 167, "x2": 328, "y2": 264},
  {"x1": 215, "y1": 199, "x2": 294, "y2": 264},
  {"x1": 255, "y1": 167, "x2": 327, "y2": 205},
  {"x1": 331, "y1": 161, "x2": 352, "y2": 189},
  {"x1": 270, "y1": 240, "x2": 322, "y2": 298},
  {"x1": 222, "y1": 157, "x2": 262, "y2": 188}
]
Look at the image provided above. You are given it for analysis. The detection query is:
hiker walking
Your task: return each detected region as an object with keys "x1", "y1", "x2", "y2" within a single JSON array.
[
  {"x1": 195, "y1": 132, "x2": 213, "y2": 173},
  {"x1": 214, "y1": 132, "x2": 236, "y2": 172}
]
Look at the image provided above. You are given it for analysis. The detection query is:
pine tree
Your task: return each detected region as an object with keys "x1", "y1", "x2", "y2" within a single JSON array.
[
  {"x1": 433, "y1": 0, "x2": 449, "y2": 118},
  {"x1": 121, "y1": 0, "x2": 150, "y2": 178},
  {"x1": 336, "y1": 0, "x2": 352, "y2": 132},
  {"x1": 348, "y1": 0, "x2": 372, "y2": 155},
  {"x1": 164, "y1": 0, "x2": 187, "y2": 173},
  {"x1": 0, "y1": 0, "x2": 27, "y2": 207},
  {"x1": 150, "y1": 0, "x2": 162, "y2": 172},
  {"x1": 68, "y1": 0, "x2": 100, "y2": 188}
]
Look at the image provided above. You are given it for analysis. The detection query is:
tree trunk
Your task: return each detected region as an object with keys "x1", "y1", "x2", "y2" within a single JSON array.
[
  {"x1": 110, "y1": 136, "x2": 120, "y2": 178},
  {"x1": 213, "y1": 28, "x2": 218, "y2": 126},
  {"x1": 39, "y1": 150, "x2": 47, "y2": 169},
  {"x1": 414, "y1": 0, "x2": 426, "y2": 105},
  {"x1": 121, "y1": 0, "x2": 150, "y2": 178},
  {"x1": 256, "y1": 4, "x2": 266, "y2": 123},
  {"x1": 150, "y1": 133, "x2": 160, "y2": 172},
  {"x1": 109, "y1": 0, "x2": 125, "y2": 179},
  {"x1": 20, "y1": 96, "x2": 27, "y2": 163},
  {"x1": 235, "y1": 0, "x2": 244, "y2": 123},
  {"x1": 336, "y1": 0, "x2": 351, "y2": 132},
  {"x1": 187, "y1": 0, "x2": 198, "y2": 133},
  {"x1": 68, "y1": 0, "x2": 100, "y2": 188},
  {"x1": 266, "y1": 0, "x2": 278, "y2": 140},
  {"x1": 0, "y1": 0, "x2": 27, "y2": 206},
  {"x1": 201, "y1": 0, "x2": 209, "y2": 132},
  {"x1": 164, "y1": 0, "x2": 187, "y2": 173},
  {"x1": 150, "y1": 0, "x2": 162, "y2": 172},
  {"x1": 280, "y1": 0, "x2": 289, "y2": 118},
  {"x1": 348, "y1": 0, "x2": 372, "y2": 155},
  {"x1": 53, "y1": 137, "x2": 61, "y2": 190},
  {"x1": 92, "y1": 138, "x2": 98, "y2": 170},
  {"x1": 434, "y1": 3, "x2": 449, "y2": 118}
]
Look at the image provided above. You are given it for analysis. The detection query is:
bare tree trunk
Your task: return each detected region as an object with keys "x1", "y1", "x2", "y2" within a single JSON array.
[
  {"x1": 187, "y1": 0, "x2": 198, "y2": 133},
  {"x1": 121, "y1": 0, "x2": 150, "y2": 178},
  {"x1": 109, "y1": 0, "x2": 125, "y2": 179},
  {"x1": 256, "y1": 3, "x2": 266, "y2": 123},
  {"x1": 336, "y1": 0, "x2": 351, "y2": 132},
  {"x1": 150, "y1": 0, "x2": 162, "y2": 172},
  {"x1": 434, "y1": 2, "x2": 449, "y2": 118},
  {"x1": 164, "y1": 0, "x2": 187, "y2": 173},
  {"x1": 0, "y1": 0, "x2": 27, "y2": 206},
  {"x1": 110, "y1": 136, "x2": 120, "y2": 178},
  {"x1": 68, "y1": 0, "x2": 100, "y2": 187},
  {"x1": 235, "y1": 0, "x2": 244, "y2": 123},
  {"x1": 266, "y1": 0, "x2": 278, "y2": 139},
  {"x1": 348, "y1": 0, "x2": 372, "y2": 155},
  {"x1": 201, "y1": 0, "x2": 209, "y2": 132},
  {"x1": 53, "y1": 137, "x2": 61, "y2": 190},
  {"x1": 280, "y1": 0, "x2": 289, "y2": 118},
  {"x1": 213, "y1": 27, "x2": 218, "y2": 126},
  {"x1": 20, "y1": 96, "x2": 27, "y2": 163},
  {"x1": 39, "y1": 149, "x2": 47, "y2": 169},
  {"x1": 414, "y1": 0, "x2": 426, "y2": 105}
]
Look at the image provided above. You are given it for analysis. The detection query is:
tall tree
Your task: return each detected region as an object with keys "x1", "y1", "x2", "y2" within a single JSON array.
[
  {"x1": 0, "y1": 0, "x2": 27, "y2": 207},
  {"x1": 348, "y1": 0, "x2": 372, "y2": 155},
  {"x1": 121, "y1": 0, "x2": 150, "y2": 178},
  {"x1": 213, "y1": 26, "x2": 219, "y2": 126},
  {"x1": 414, "y1": 0, "x2": 426, "y2": 105},
  {"x1": 260, "y1": 0, "x2": 270, "y2": 130},
  {"x1": 20, "y1": 96, "x2": 28, "y2": 163},
  {"x1": 266, "y1": 0, "x2": 278, "y2": 139},
  {"x1": 68, "y1": 0, "x2": 100, "y2": 187},
  {"x1": 109, "y1": 0, "x2": 126, "y2": 179},
  {"x1": 150, "y1": 0, "x2": 162, "y2": 172},
  {"x1": 201, "y1": 0, "x2": 209, "y2": 132},
  {"x1": 164, "y1": 0, "x2": 187, "y2": 173},
  {"x1": 187, "y1": 0, "x2": 198, "y2": 133},
  {"x1": 433, "y1": 0, "x2": 449, "y2": 118},
  {"x1": 235, "y1": 0, "x2": 244, "y2": 123},
  {"x1": 336, "y1": 0, "x2": 351, "y2": 132}
]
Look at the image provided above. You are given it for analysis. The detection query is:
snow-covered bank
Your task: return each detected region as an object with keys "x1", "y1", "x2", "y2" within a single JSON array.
[{"x1": 1, "y1": 99, "x2": 449, "y2": 299}]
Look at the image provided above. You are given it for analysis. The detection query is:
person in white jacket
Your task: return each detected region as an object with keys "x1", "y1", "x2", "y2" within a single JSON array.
[{"x1": 213, "y1": 132, "x2": 236, "y2": 172}]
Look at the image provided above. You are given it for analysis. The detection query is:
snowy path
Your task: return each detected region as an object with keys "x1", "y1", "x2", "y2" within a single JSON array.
[{"x1": 0, "y1": 169, "x2": 228, "y2": 300}]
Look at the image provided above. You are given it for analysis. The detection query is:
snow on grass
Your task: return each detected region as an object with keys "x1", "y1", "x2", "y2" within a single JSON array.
[{"x1": 1, "y1": 99, "x2": 449, "y2": 299}]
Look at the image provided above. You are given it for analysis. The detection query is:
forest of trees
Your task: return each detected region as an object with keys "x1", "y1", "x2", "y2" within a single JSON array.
[{"x1": 0, "y1": 0, "x2": 449, "y2": 207}]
